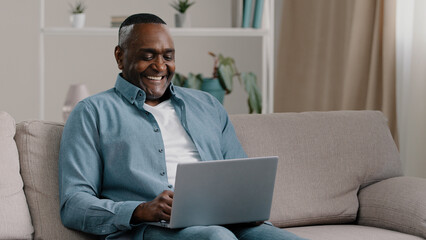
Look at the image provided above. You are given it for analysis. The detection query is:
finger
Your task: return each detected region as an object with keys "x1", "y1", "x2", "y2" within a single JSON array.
[
  {"x1": 167, "y1": 190, "x2": 174, "y2": 198},
  {"x1": 164, "y1": 196, "x2": 173, "y2": 207},
  {"x1": 158, "y1": 192, "x2": 173, "y2": 206},
  {"x1": 161, "y1": 190, "x2": 174, "y2": 199},
  {"x1": 162, "y1": 204, "x2": 172, "y2": 215},
  {"x1": 160, "y1": 211, "x2": 171, "y2": 222},
  {"x1": 158, "y1": 193, "x2": 171, "y2": 203}
]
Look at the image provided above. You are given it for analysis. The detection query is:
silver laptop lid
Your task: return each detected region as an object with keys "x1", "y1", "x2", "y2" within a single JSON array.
[{"x1": 168, "y1": 156, "x2": 278, "y2": 229}]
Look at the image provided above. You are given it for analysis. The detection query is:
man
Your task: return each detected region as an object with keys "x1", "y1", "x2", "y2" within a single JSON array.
[{"x1": 59, "y1": 13, "x2": 305, "y2": 240}]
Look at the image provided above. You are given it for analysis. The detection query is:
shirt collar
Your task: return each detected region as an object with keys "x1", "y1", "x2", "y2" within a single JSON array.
[{"x1": 114, "y1": 74, "x2": 177, "y2": 105}]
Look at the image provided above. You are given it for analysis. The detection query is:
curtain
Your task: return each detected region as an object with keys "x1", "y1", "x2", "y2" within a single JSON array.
[
  {"x1": 274, "y1": 0, "x2": 397, "y2": 141},
  {"x1": 396, "y1": 0, "x2": 426, "y2": 177}
]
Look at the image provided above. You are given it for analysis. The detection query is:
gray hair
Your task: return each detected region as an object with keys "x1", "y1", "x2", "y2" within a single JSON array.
[
  {"x1": 118, "y1": 24, "x2": 134, "y2": 48},
  {"x1": 117, "y1": 13, "x2": 167, "y2": 48}
]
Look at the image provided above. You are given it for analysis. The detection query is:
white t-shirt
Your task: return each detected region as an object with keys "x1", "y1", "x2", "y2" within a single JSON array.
[{"x1": 143, "y1": 100, "x2": 201, "y2": 186}]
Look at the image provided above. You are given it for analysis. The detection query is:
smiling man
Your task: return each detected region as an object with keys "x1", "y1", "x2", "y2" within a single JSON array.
[
  {"x1": 115, "y1": 18, "x2": 175, "y2": 106},
  {"x1": 58, "y1": 13, "x2": 305, "y2": 240}
]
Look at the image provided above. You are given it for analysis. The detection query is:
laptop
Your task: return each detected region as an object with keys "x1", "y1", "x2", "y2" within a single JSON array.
[{"x1": 147, "y1": 156, "x2": 278, "y2": 229}]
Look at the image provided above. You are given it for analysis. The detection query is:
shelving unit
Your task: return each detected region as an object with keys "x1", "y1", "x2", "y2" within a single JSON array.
[
  {"x1": 39, "y1": 0, "x2": 274, "y2": 119},
  {"x1": 42, "y1": 27, "x2": 269, "y2": 37}
]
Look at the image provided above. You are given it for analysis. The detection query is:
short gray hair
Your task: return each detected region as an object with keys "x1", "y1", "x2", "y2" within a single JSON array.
[
  {"x1": 117, "y1": 13, "x2": 167, "y2": 48},
  {"x1": 118, "y1": 24, "x2": 134, "y2": 48}
]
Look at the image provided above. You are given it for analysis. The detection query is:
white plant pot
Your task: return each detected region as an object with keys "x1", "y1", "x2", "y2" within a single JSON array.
[
  {"x1": 70, "y1": 13, "x2": 86, "y2": 28},
  {"x1": 175, "y1": 13, "x2": 191, "y2": 28}
]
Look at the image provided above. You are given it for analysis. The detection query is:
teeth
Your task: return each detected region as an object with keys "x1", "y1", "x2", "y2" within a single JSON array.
[{"x1": 147, "y1": 76, "x2": 162, "y2": 80}]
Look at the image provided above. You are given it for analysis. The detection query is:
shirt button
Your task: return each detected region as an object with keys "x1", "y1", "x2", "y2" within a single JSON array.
[
  {"x1": 154, "y1": 128, "x2": 159, "y2": 132},
  {"x1": 168, "y1": 185, "x2": 173, "y2": 189},
  {"x1": 159, "y1": 149, "x2": 163, "y2": 153},
  {"x1": 160, "y1": 171, "x2": 165, "y2": 176},
  {"x1": 145, "y1": 112, "x2": 149, "y2": 115}
]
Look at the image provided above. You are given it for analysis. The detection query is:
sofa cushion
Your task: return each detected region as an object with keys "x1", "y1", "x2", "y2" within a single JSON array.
[
  {"x1": 15, "y1": 120, "x2": 93, "y2": 240},
  {"x1": 358, "y1": 176, "x2": 426, "y2": 239},
  {"x1": 230, "y1": 111, "x2": 402, "y2": 227},
  {"x1": 0, "y1": 111, "x2": 33, "y2": 239},
  {"x1": 285, "y1": 225, "x2": 424, "y2": 240}
]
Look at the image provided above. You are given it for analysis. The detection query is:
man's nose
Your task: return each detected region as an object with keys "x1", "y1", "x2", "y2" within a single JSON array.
[{"x1": 152, "y1": 56, "x2": 167, "y2": 72}]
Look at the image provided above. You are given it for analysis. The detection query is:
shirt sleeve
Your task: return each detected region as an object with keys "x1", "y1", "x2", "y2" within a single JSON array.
[
  {"x1": 216, "y1": 101, "x2": 248, "y2": 159},
  {"x1": 58, "y1": 101, "x2": 141, "y2": 235}
]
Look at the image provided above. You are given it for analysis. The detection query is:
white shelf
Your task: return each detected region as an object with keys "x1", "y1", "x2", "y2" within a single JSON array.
[
  {"x1": 42, "y1": 27, "x2": 268, "y2": 37},
  {"x1": 42, "y1": 27, "x2": 117, "y2": 36},
  {"x1": 172, "y1": 28, "x2": 268, "y2": 37}
]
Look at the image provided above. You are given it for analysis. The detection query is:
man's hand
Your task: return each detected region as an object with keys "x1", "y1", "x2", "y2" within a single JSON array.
[{"x1": 131, "y1": 190, "x2": 174, "y2": 224}]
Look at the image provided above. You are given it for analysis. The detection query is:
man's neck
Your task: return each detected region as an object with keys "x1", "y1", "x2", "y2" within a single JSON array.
[{"x1": 145, "y1": 88, "x2": 172, "y2": 106}]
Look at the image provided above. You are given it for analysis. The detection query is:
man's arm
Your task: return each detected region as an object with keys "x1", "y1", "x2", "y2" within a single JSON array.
[
  {"x1": 216, "y1": 102, "x2": 248, "y2": 159},
  {"x1": 59, "y1": 102, "x2": 141, "y2": 235}
]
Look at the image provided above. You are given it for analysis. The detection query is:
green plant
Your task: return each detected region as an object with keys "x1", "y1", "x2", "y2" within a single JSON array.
[
  {"x1": 173, "y1": 52, "x2": 262, "y2": 114},
  {"x1": 69, "y1": 1, "x2": 86, "y2": 14},
  {"x1": 170, "y1": 0, "x2": 195, "y2": 14}
]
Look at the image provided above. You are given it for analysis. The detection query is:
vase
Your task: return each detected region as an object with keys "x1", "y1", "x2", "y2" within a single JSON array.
[
  {"x1": 201, "y1": 78, "x2": 226, "y2": 104},
  {"x1": 175, "y1": 13, "x2": 191, "y2": 28},
  {"x1": 70, "y1": 13, "x2": 86, "y2": 28},
  {"x1": 62, "y1": 84, "x2": 90, "y2": 121}
]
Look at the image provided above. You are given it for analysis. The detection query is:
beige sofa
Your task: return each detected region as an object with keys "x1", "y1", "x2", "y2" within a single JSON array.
[{"x1": 0, "y1": 110, "x2": 425, "y2": 240}]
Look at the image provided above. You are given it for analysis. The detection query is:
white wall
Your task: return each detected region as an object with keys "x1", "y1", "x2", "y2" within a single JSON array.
[
  {"x1": 0, "y1": 1, "x2": 40, "y2": 121},
  {"x1": 0, "y1": 0, "x2": 270, "y2": 122}
]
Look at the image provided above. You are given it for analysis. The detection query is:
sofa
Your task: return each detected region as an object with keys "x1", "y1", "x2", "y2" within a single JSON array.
[{"x1": 0, "y1": 110, "x2": 425, "y2": 240}]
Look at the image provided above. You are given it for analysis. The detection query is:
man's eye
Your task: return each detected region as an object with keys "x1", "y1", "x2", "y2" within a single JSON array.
[
  {"x1": 164, "y1": 54, "x2": 174, "y2": 61},
  {"x1": 142, "y1": 55, "x2": 153, "y2": 60}
]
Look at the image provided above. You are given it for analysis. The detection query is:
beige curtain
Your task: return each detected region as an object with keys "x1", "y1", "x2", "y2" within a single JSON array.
[
  {"x1": 275, "y1": 0, "x2": 397, "y2": 141},
  {"x1": 396, "y1": 0, "x2": 426, "y2": 177}
]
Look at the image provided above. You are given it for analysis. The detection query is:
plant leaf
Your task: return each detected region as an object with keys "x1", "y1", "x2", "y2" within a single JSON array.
[
  {"x1": 172, "y1": 73, "x2": 186, "y2": 87},
  {"x1": 186, "y1": 73, "x2": 203, "y2": 90},
  {"x1": 170, "y1": 0, "x2": 195, "y2": 13},
  {"x1": 242, "y1": 72, "x2": 262, "y2": 113},
  {"x1": 218, "y1": 64, "x2": 233, "y2": 93}
]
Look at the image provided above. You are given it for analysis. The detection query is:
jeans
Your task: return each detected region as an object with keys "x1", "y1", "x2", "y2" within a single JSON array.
[{"x1": 143, "y1": 223, "x2": 308, "y2": 240}]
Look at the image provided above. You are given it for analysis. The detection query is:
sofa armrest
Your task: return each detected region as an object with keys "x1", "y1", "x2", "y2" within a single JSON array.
[{"x1": 357, "y1": 176, "x2": 426, "y2": 238}]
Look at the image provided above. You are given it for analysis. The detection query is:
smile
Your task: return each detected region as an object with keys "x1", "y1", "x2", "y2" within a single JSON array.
[{"x1": 146, "y1": 76, "x2": 163, "y2": 81}]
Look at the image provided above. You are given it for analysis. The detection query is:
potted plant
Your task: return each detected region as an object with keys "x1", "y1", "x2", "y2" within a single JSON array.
[
  {"x1": 173, "y1": 52, "x2": 262, "y2": 114},
  {"x1": 69, "y1": 1, "x2": 87, "y2": 28},
  {"x1": 170, "y1": 0, "x2": 195, "y2": 28}
]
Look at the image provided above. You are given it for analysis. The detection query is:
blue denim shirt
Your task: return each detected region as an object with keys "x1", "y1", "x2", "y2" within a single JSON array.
[{"x1": 58, "y1": 74, "x2": 247, "y2": 238}]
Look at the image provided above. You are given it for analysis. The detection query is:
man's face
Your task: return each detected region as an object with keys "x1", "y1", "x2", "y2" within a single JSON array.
[{"x1": 115, "y1": 23, "x2": 175, "y2": 106}]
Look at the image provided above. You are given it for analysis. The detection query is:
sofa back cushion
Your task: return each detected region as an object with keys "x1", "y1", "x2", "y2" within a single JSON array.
[
  {"x1": 230, "y1": 111, "x2": 402, "y2": 227},
  {"x1": 15, "y1": 120, "x2": 94, "y2": 240},
  {"x1": 0, "y1": 111, "x2": 34, "y2": 239}
]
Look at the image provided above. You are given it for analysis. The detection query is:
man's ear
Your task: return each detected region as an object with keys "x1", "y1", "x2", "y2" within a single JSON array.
[{"x1": 114, "y1": 45, "x2": 124, "y2": 70}]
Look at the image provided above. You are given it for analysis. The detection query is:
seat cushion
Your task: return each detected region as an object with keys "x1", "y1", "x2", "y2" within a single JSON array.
[
  {"x1": 284, "y1": 225, "x2": 423, "y2": 240},
  {"x1": 15, "y1": 120, "x2": 94, "y2": 240},
  {"x1": 230, "y1": 111, "x2": 402, "y2": 227},
  {"x1": 0, "y1": 111, "x2": 33, "y2": 239}
]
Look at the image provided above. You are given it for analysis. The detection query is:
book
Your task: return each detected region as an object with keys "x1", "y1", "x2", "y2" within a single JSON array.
[
  {"x1": 242, "y1": 0, "x2": 253, "y2": 28},
  {"x1": 252, "y1": 0, "x2": 264, "y2": 28},
  {"x1": 110, "y1": 16, "x2": 127, "y2": 28},
  {"x1": 231, "y1": 0, "x2": 243, "y2": 28}
]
